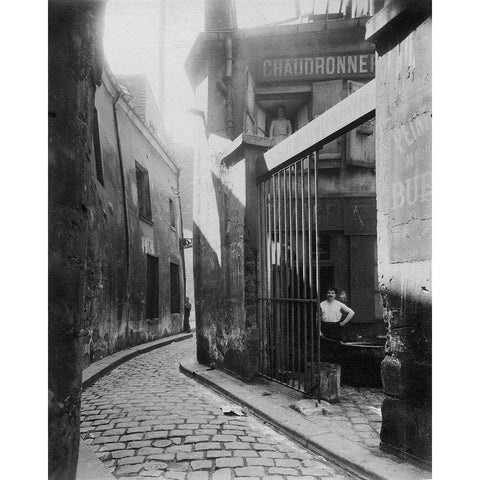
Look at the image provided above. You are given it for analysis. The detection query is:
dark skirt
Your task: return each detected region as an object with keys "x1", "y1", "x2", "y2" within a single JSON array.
[{"x1": 321, "y1": 322, "x2": 342, "y2": 342}]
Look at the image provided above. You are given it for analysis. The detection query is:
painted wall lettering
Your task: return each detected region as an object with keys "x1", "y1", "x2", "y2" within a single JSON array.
[
  {"x1": 259, "y1": 53, "x2": 375, "y2": 81},
  {"x1": 142, "y1": 236, "x2": 155, "y2": 255}
]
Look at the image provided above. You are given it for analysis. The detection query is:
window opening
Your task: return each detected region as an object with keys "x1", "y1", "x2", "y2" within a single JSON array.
[
  {"x1": 146, "y1": 254, "x2": 159, "y2": 319},
  {"x1": 135, "y1": 162, "x2": 152, "y2": 221},
  {"x1": 169, "y1": 198, "x2": 176, "y2": 230},
  {"x1": 170, "y1": 262, "x2": 181, "y2": 314}
]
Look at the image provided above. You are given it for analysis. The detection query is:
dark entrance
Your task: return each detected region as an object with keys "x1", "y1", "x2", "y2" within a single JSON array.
[
  {"x1": 258, "y1": 153, "x2": 323, "y2": 396},
  {"x1": 170, "y1": 262, "x2": 181, "y2": 314},
  {"x1": 146, "y1": 254, "x2": 159, "y2": 319}
]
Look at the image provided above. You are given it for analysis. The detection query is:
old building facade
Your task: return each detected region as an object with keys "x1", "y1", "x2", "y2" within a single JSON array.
[
  {"x1": 187, "y1": 0, "x2": 431, "y2": 465},
  {"x1": 82, "y1": 68, "x2": 186, "y2": 366},
  {"x1": 187, "y1": 5, "x2": 383, "y2": 378}
]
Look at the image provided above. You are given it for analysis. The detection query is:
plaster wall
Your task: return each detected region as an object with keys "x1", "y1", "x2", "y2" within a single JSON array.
[
  {"x1": 83, "y1": 76, "x2": 184, "y2": 366},
  {"x1": 374, "y1": 14, "x2": 432, "y2": 462}
]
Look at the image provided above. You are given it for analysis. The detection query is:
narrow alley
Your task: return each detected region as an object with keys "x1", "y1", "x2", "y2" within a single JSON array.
[{"x1": 80, "y1": 337, "x2": 353, "y2": 480}]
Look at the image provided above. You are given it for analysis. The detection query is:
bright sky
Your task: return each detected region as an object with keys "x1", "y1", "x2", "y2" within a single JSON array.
[
  {"x1": 103, "y1": 1, "x2": 353, "y2": 147},
  {"x1": 103, "y1": 0, "x2": 302, "y2": 147}
]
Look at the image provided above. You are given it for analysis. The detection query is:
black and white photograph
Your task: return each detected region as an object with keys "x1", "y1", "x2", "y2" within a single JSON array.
[{"x1": 9, "y1": 0, "x2": 462, "y2": 478}]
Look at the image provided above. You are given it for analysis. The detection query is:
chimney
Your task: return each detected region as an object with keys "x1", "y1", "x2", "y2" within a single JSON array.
[{"x1": 204, "y1": 0, "x2": 237, "y2": 31}]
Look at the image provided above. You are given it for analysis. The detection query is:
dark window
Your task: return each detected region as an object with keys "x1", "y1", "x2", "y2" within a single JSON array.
[
  {"x1": 92, "y1": 107, "x2": 104, "y2": 184},
  {"x1": 312, "y1": 233, "x2": 331, "y2": 261},
  {"x1": 170, "y1": 262, "x2": 181, "y2": 314},
  {"x1": 135, "y1": 163, "x2": 152, "y2": 221},
  {"x1": 146, "y1": 255, "x2": 159, "y2": 319},
  {"x1": 169, "y1": 198, "x2": 176, "y2": 229}
]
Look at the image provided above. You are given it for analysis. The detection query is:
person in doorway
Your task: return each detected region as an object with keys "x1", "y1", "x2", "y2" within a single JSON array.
[
  {"x1": 319, "y1": 287, "x2": 355, "y2": 342},
  {"x1": 269, "y1": 105, "x2": 292, "y2": 145},
  {"x1": 183, "y1": 297, "x2": 192, "y2": 333}
]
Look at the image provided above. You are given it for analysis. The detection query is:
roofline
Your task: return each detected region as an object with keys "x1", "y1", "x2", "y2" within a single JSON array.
[
  {"x1": 102, "y1": 66, "x2": 181, "y2": 175},
  {"x1": 185, "y1": 17, "x2": 371, "y2": 86}
]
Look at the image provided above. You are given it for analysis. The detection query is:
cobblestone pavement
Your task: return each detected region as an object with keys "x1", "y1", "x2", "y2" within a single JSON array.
[
  {"x1": 80, "y1": 338, "x2": 355, "y2": 480},
  {"x1": 325, "y1": 386, "x2": 383, "y2": 452}
]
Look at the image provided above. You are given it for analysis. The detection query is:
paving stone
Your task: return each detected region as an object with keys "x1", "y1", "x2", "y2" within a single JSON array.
[
  {"x1": 234, "y1": 466, "x2": 265, "y2": 476},
  {"x1": 245, "y1": 457, "x2": 274, "y2": 466},
  {"x1": 233, "y1": 450, "x2": 259, "y2": 458},
  {"x1": 216, "y1": 457, "x2": 244, "y2": 468},
  {"x1": 186, "y1": 473, "x2": 208, "y2": 480},
  {"x1": 138, "y1": 447, "x2": 166, "y2": 456},
  {"x1": 258, "y1": 451, "x2": 283, "y2": 458},
  {"x1": 99, "y1": 442, "x2": 126, "y2": 452},
  {"x1": 211, "y1": 469, "x2": 232, "y2": 480},
  {"x1": 225, "y1": 442, "x2": 250, "y2": 450},
  {"x1": 93, "y1": 435, "x2": 120, "y2": 444},
  {"x1": 184, "y1": 435, "x2": 210, "y2": 444},
  {"x1": 212, "y1": 434, "x2": 236, "y2": 442},
  {"x1": 147, "y1": 453, "x2": 176, "y2": 462},
  {"x1": 116, "y1": 455, "x2": 146, "y2": 466},
  {"x1": 206, "y1": 450, "x2": 232, "y2": 459},
  {"x1": 143, "y1": 461, "x2": 168, "y2": 470},
  {"x1": 177, "y1": 452, "x2": 205, "y2": 461},
  {"x1": 127, "y1": 426, "x2": 152, "y2": 434},
  {"x1": 103, "y1": 428, "x2": 127, "y2": 436},
  {"x1": 164, "y1": 472, "x2": 186, "y2": 479},
  {"x1": 274, "y1": 458, "x2": 301, "y2": 468},
  {"x1": 128, "y1": 441, "x2": 153, "y2": 449},
  {"x1": 120, "y1": 433, "x2": 144, "y2": 442},
  {"x1": 286, "y1": 477, "x2": 316, "y2": 480},
  {"x1": 152, "y1": 440, "x2": 173, "y2": 448},
  {"x1": 190, "y1": 460, "x2": 213, "y2": 470},
  {"x1": 268, "y1": 467, "x2": 298, "y2": 475},
  {"x1": 193, "y1": 441, "x2": 221, "y2": 451},
  {"x1": 111, "y1": 449, "x2": 135, "y2": 459},
  {"x1": 144, "y1": 431, "x2": 169, "y2": 440},
  {"x1": 115, "y1": 464, "x2": 144, "y2": 475},
  {"x1": 165, "y1": 445, "x2": 193, "y2": 453}
]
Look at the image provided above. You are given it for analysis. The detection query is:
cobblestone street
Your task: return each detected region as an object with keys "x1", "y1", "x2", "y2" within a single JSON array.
[{"x1": 80, "y1": 338, "x2": 354, "y2": 480}]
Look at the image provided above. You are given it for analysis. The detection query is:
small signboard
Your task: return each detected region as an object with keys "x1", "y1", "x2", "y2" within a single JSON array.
[{"x1": 258, "y1": 53, "x2": 375, "y2": 82}]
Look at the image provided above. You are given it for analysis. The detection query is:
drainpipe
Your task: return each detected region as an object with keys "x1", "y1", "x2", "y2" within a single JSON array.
[
  {"x1": 174, "y1": 176, "x2": 187, "y2": 321},
  {"x1": 225, "y1": 34, "x2": 234, "y2": 139},
  {"x1": 113, "y1": 91, "x2": 131, "y2": 346}
]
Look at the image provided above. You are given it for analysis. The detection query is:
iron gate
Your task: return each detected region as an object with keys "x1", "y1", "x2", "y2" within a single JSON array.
[{"x1": 258, "y1": 152, "x2": 324, "y2": 396}]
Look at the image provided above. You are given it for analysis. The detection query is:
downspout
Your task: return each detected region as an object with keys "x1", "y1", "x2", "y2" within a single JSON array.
[
  {"x1": 174, "y1": 177, "x2": 187, "y2": 320},
  {"x1": 113, "y1": 91, "x2": 131, "y2": 346},
  {"x1": 225, "y1": 34, "x2": 234, "y2": 139}
]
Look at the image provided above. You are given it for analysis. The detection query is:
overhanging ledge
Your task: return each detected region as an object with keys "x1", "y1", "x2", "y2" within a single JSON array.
[{"x1": 261, "y1": 79, "x2": 376, "y2": 177}]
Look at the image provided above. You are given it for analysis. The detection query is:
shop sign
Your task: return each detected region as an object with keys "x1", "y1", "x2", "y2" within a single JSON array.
[{"x1": 258, "y1": 53, "x2": 375, "y2": 82}]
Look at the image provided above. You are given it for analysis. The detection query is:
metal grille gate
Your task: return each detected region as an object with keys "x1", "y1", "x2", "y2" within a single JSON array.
[{"x1": 258, "y1": 152, "x2": 323, "y2": 396}]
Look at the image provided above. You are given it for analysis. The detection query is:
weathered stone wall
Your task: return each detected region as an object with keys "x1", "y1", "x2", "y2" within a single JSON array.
[
  {"x1": 370, "y1": 6, "x2": 432, "y2": 462},
  {"x1": 82, "y1": 74, "x2": 185, "y2": 366},
  {"x1": 48, "y1": 1, "x2": 106, "y2": 479}
]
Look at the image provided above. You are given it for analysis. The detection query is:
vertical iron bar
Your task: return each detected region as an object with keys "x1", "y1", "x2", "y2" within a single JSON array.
[
  {"x1": 314, "y1": 151, "x2": 321, "y2": 395},
  {"x1": 276, "y1": 171, "x2": 284, "y2": 383},
  {"x1": 283, "y1": 169, "x2": 289, "y2": 386},
  {"x1": 288, "y1": 166, "x2": 294, "y2": 387},
  {"x1": 300, "y1": 157, "x2": 307, "y2": 393},
  {"x1": 294, "y1": 162, "x2": 301, "y2": 390},
  {"x1": 267, "y1": 178, "x2": 273, "y2": 379},
  {"x1": 307, "y1": 154, "x2": 313, "y2": 395},
  {"x1": 272, "y1": 174, "x2": 279, "y2": 380}
]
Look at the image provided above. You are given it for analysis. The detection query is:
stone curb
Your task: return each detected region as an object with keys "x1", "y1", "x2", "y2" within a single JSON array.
[
  {"x1": 82, "y1": 331, "x2": 194, "y2": 390},
  {"x1": 179, "y1": 359, "x2": 431, "y2": 480}
]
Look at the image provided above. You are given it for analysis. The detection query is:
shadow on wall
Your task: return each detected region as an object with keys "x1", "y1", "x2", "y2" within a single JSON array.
[{"x1": 193, "y1": 167, "x2": 259, "y2": 379}]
